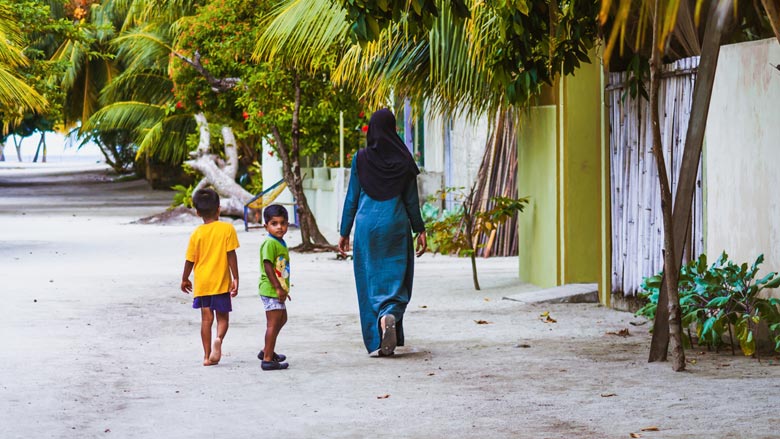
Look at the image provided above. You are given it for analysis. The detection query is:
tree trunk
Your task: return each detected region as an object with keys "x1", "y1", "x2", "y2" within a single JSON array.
[
  {"x1": 13, "y1": 135, "x2": 22, "y2": 162},
  {"x1": 41, "y1": 132, "x2": 47, "y2": 163},
  {"x1": 32, "y1": 135, "x2": 42, "y2": 162},
  {"x1": 648, "y1": 0, "x2": 733, "y2": 364},
  {"x1": 760, "y1": 0, "x2": 780, "y2": 44},
  {"x1": 270, "y1": 73, "x2": 331, "y2": 251},
  {"x1": 185, "y1": 113, "x2": 253, "y2": 216},
  {"x1": 648, "y1": 0, "x2": 685, "y2": 371}
]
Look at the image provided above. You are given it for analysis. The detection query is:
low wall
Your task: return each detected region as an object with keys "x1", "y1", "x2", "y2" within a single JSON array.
[{"x1": 301, "y1": 167, "x2": 444, "y2": 234}]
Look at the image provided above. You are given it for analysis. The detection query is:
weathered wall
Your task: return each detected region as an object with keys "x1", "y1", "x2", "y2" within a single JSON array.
[
  {"x1": 705, "y1": 38, "x2": 780, "y2": 284},
  {"x1": 423, "y1": 111, "x2": 489, "y2": 192}
]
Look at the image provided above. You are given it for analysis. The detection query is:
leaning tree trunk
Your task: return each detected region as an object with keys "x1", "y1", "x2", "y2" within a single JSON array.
[
  {"x1": 648, "y1": 0, "x2": 685, "y2": 371},
  {"x1": 648, "y1": 0, "x2": 733, "y2": 365},
  {"x1": 185, "y1": 113, "x2": 252, "y2": 216},
  {"x1": 760, "y1": 0, "x2": 780, "y2": 44},
  {"x1": 270, "y1": 73, "x2": 330, "y2": 251}
]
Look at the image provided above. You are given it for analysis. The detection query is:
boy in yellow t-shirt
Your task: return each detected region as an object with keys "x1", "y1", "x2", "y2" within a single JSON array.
[{"x1": 180, "y1": 189, "x2": 240, "y2": 366}]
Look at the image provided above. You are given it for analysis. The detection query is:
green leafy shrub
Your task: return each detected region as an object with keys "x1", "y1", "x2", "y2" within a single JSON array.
[
  {"x1": 171, "y1": 184, "x2": 195, "y2": 208},
  {"x1": 637, "y1": 252, "x2": 780, "y2": 356},
  {"x1": 423, "y1": 187, "x2": 528, "y2": 290}
]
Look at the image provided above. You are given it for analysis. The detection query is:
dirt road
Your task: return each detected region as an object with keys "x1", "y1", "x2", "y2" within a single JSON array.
[{"x1": 1, "y1": 164, "x2": 778, "y2": 438}]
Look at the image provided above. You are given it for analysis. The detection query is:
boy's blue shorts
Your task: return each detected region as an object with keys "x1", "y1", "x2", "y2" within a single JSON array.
[{"x1": 193, "y1": 292, "x2": 232, "y2": 312}]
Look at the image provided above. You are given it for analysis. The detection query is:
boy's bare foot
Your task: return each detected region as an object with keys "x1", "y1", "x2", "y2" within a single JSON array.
[
  {"x1": 203, "y1": 358, "x2": 217, "y2": 366},
  {"x1": 208, "y1": 338, "x2": 222, "y2": 364},
  {"x1": 208, "y1": 337, "x2": 222, "y2": 364}
]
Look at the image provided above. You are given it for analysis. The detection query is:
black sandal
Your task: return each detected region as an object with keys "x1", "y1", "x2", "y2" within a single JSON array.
[
  {"x1": 261, "y1": 360, "x2": 289, "y2": 371},
  {"x1": 379, "y1": 314, "x2": 397, "y2": 356},
  {"x1": 258, "y1": 351, "x2": 287, "y2": 362}
]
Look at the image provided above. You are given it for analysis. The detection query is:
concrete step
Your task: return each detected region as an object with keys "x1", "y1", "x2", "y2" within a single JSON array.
[{"x1": 503, "y1": 283, "x2": 598, "y2": 304}]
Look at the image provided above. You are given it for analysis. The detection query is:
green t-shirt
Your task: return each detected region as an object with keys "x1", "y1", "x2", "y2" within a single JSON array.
[{"x1": 259, "y1": 236, "x2": 290, "y2": 298}]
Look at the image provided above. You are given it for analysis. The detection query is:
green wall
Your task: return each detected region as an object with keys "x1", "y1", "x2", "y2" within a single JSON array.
[
  {"x1": 518, "y1": 106, "x2": 559, "y2": 287},
  {"x1": 517, "y1": 57, "x2": 604, "y2": 289},
  {"x1": 560, "y1": 58, "x2": 603, "y2": 284}
]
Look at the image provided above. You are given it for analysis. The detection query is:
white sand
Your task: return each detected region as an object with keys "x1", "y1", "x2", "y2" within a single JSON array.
[{"x1": 1, "y1": 164, "x2": 779, "y2": 438}]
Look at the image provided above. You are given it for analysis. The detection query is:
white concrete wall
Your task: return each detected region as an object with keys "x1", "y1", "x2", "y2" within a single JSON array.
[
  {"x1": 423, "y1": 111, "x2": 490, "y2": 191},
  {"x1": 705, "y1": 38, "x2": 780, "y2": 280}
]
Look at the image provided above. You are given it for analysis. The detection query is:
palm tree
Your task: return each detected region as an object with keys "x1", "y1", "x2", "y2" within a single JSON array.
[
  {"x1": 256, "y1": 0, "x2": 599, "y2": 262},
  {"x1": 0, "y1": 2, "x2": 49, "y2": 133}
]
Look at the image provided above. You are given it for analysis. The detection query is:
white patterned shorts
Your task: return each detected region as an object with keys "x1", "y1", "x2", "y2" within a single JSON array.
[{"x1": 261, "y1": 295, "x2": 286, "y2": 311}]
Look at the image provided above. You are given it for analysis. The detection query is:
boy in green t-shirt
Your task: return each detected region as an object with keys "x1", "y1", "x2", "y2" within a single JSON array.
[{"x1": 258, "y1": 204, "x2": 290, "y2": 371}]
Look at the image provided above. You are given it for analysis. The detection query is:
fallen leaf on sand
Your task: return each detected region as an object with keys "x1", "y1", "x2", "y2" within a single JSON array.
[
  {"x1": 474, "y1": 320, "x2": 492, "y2": 324},
  {"x1": 515, "y1": 343, "x2": 531, "y2": 348},
  {"x1": 427, "y1": 373, "x2": 435, "y2": 376},
  {"x1": 629, "y1": 320, "x2": 648, "y2": 326},
  {"x1": 630, "y1": 433, "x2": 642, "y2": 438},
  {"x1": 600, "y1": 393, "x2": 617, "y2": 397},
  {"x1": 687, "y1": 359, "x2": 697, "y2": 365},
  {"x1": 377, "y1": 394, "x2": 390, "y2": 399},
  {"x1": 484, "y1": 298, "x2": 490, "y2": 301},
  {"x1": 641, "y1": 427, "x2": 660, "y2": 431},
  {"x1": 606, "y1": 328, "x2": 630, "y2": 337},
  {"x1": 539, "y1": 312, "x2": 557, "y2": 323},
  {"x1": 419, "y1": 305, "x2": 428, "y2": 309}
]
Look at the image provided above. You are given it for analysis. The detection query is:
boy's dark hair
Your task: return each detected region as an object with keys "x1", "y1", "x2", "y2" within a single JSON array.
[
  {"x1": 193, "y1": 188, "x2": 220, "y2": 217},
  {"x1": 263, "y1": 204, "x2": 288, "y2": 223}
]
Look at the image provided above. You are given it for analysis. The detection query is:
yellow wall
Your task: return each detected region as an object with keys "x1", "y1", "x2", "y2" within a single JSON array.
[
  {"x1": 517, "y1": 55, "x2": 606, "y2": 293},
  {"x1": 518, "y1": 106, "x2": 559, "y2": 287}
]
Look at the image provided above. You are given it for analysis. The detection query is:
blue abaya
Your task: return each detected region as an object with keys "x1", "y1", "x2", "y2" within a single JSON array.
[{"x1": 340, "y1": 158, "x2": 426, "y2": 353}]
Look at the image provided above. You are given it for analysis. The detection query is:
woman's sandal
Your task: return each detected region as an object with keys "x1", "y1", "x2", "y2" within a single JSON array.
[
  {"x1": 261, "y1": 360, "x2": 289, "y2": 371},
  {"x1": 379, "y1": 314, "x2": 397, "y2": 357}
]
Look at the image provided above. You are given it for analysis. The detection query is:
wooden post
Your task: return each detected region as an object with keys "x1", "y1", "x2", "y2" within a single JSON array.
[{"x1": 339, "y1": 111, "x2": 344, "y2": 168}]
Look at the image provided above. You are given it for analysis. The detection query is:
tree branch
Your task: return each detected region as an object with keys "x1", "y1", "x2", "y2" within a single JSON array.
[{"x1": 173, "y1": 50, "x2": 241, "y2": 92}]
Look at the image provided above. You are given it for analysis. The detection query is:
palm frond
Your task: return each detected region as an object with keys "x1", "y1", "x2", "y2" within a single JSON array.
[
  {"x1": 113, "y1": 26, "x2": 175, "y2": 72},
  {"x1": 100, "y1": 71, "x2": 174, "y2": 106},
  {"x1": 254, "y1": 0, "x2": 351, "y2": 71},
  {"x1": 82, "y1": 101, "x2": 166, "y2": 133},
  {"x1": 136, "y1": 114, "x2": 196, "y2": 163},
  {"x1": 0, "y1": 66, "x2": 48, "y2": 113}
]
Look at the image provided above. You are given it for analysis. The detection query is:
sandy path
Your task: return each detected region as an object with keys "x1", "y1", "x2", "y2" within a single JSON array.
[{"x1": 1, "y1": 165, "x2": 779, "y2": 438}]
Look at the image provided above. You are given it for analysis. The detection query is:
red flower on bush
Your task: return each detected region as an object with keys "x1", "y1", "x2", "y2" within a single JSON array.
[
  {"x1": 242, "y1": 111, "x2": 249, "y2": 120},
  {"x1": 358, "y1": 111, "x2": 365, "y2": 118},
  {"x1": 361, "y1": 125, "x2": 368, "y2": 133},
  {"x1": 175, "y1": 101, "x2": 184, "y2": 110}
]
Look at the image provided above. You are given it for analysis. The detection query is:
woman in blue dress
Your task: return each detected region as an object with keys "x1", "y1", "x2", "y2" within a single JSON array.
[{"x1": 338, "y1": 108, "x2": 427, "y2": 356}]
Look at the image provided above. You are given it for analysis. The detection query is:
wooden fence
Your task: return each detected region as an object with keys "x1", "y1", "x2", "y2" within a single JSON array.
[{"x1": 607, "y1": 56, "x2": 704, "y2": 297}]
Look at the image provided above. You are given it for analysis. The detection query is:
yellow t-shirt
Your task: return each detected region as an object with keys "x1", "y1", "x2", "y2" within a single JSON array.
[{"x1": 185, "y1": 221, "x2": 240, "y2": 297}]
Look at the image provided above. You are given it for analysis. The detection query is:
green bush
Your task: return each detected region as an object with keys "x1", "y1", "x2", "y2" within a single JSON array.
[
  {"x1": 638, "y1": 252, "x2": 780, "y2": 356},
  {"x1": 171, "y1": 184, "x2": 195, "y2": 208}
]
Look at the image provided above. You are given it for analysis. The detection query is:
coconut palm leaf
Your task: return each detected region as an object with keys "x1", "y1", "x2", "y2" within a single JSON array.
[
  {"x1": 113, "y1": 26, "x2": 175, "y2": 72},
  {"x1": 84, "y1": 101, "x2": 194, "y2": 163},
  {"x1": 258, "y1": 0, "x2": 511, "y2": 119},
  {"x1": 135, "y1": 114, "x2": 196, "y2": 163},
  {"x1": 0, "y1": 3, "x2": 47, "y2": 118},
  {"x1": 100, "y1": 72, "x2": 174, "y2": 106},
  {"x1": 254, "y1": 0, "x2": 351, "y2": 71}
]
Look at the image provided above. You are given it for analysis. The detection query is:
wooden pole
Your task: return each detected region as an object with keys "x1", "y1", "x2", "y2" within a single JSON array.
[{"x1": 339, "y1": 111, "x2": 344, "y2": 167}]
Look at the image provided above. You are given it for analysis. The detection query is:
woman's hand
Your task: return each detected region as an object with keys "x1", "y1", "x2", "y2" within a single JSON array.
[
  {"x1": 415, "y1": 231, "x2": 427, "y2": 257},
  {"x1": 338, "y1": 235, "x2": 350, "y2": 256}
]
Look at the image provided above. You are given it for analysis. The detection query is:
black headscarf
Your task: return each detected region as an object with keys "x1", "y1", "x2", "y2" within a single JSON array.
[{"x1": 356, "y1": 108, "x2": 420, "y2": 201}]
